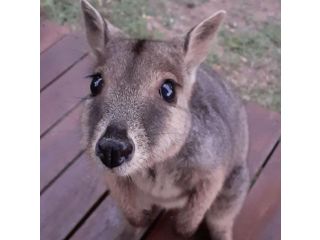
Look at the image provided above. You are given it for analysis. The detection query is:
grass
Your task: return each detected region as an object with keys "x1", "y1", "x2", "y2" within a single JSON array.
[
  {"x1": 41, "y1": 0, "x2": 164, "y2": 37},
  {"x1": 41, "y1": 0, "x2": 280, "y2": 112},
  {"x1": 208, "y1": 21, "x2": 281, "y2": 67},
  {"x1": 98, "y1": 0, "x2": 151, "y2": 38},
  {"x1": 206, "y1": 21, "x2": 281, "y2": 111},
  {"x1": 41, "y1": 0, "x2": 80, "y2": 26}
]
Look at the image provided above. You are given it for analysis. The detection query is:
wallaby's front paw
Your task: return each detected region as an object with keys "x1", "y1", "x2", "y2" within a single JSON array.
[
  {"x1": 173, "y1": 217, "x2": 197, "y2": 239},
  {"x1": 173, "y1": 224, "x2": 194, "y2": 239},
  {"x1": 114, "y1": 226, "x2": 140, "y2": 240},
  {"x1": 126, "y1": 209, "x2": 154, "y2": 228},
  {"x1": 126, "y1": 216, "x2": 150, "y2": 228}
]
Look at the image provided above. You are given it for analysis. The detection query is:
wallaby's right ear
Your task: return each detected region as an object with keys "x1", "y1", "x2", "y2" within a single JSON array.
[
  {"x1": 183, "y1": 11, "x2": 225, "y2": 71},
  {"x1": 81, "y1": 0, "x2": 108, "y2": 59}
]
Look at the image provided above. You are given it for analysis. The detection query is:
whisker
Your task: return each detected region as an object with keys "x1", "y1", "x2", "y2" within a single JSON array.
[
  {"x1": 72, "y1": 95, "x2": 91, "y2": 101},
  {"x1": 126, "y1": 176, "x2": 134, "y2": 184}
]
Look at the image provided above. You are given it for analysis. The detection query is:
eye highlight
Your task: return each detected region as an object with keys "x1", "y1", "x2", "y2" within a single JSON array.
[
  {"x1": 159, "y1": 79, "x2": 176, "y2": 103},
  {"x1": 89, "y1": 73, "x2": 104, "y2": 96}
]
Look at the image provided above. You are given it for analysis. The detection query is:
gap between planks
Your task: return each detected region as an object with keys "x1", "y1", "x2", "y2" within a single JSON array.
[
  {"x1": 40, "y1": 20, "x2": 69, "y2": 54},
  {"x1": 250, "y1": 138, "x2": 280, "y2": 189},
  {"x1": 64, "y1": 190, "x2": 110, "y2": 240}
]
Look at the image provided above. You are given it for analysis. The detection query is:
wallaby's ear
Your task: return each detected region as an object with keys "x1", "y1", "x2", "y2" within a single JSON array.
[
  {"x1": 81, "y1": 0, "x2": 108, "y2": 58},
  {"x1": 183, "y1": 11, "x2": 226, "y2": 70}
]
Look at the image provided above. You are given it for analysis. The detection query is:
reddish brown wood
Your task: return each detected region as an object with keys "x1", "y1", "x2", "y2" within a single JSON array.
[
  {"x1": 40, "y1": 33, "x2": 88, "y2": 90},
  {"x1": 255, "y1": 203, "x2": 280, "y2": 240},
  {"x1": 234, "y1": 144, "x2": 280, "y2": 240},
  {"x1": 245, "y1": 102, "x2": 281, "y2": 178},
  {"x1": 40, "y1": 56, "x2": 94, "y2": 136},
  {"x1": 40, "y1": 154, "x2": 107, "y2": 240},
  {"x1": 71, "y1": 196, "x2": 149, "y2": 240},
  {"x1": 40, "y1": 20, "x2": 68, "y2": 53},
  {"x1": 142, "y1": 104, "x2": 280, "y2": 240},
  {"x1": 71, "y1": 196, "x2": 126, "y2": 240},
  {"x1": 40, "y1": 105, "x2": 83, "y2": 191}
]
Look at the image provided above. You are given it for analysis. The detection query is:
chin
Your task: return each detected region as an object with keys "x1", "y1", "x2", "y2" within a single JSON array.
[{"x1": 108, "y1": 160, "x2": 142, "y2": 177}]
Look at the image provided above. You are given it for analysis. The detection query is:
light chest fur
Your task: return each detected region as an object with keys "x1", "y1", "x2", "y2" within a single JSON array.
[{"x1": 132, "y1": 164, "x2": 188, "y2": 209}]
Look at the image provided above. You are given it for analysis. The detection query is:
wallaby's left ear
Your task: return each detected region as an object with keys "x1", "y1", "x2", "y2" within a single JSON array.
[
  {"x1": 81, "y1": 0, "x2": 108, "y2": 59},
  {"x1": 184, "y1": 11, "x2": 226, "y2": 70}
]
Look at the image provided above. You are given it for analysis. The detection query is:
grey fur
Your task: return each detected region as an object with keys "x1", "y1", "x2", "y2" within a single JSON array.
[{"x1": 80, "y1": 1, "x2": 249, "y2": 239}]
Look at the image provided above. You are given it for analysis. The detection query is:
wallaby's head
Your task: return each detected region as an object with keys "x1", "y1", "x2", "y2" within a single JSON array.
[{"x1": 80, "y1": 0, "x2": 225, "y2": 176}]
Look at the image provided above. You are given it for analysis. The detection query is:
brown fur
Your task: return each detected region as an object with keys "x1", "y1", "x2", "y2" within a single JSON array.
[{"x1": 80, "y1": 1, "x2": 249, "y2": 239}]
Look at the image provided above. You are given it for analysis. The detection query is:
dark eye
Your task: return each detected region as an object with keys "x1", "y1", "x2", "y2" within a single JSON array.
[
  {"x1": 159, "y1": 79, "x2": 175, "y2": 103},
  {"x1": 89, "y1": 73, "x2": 104, "y2": 96}
]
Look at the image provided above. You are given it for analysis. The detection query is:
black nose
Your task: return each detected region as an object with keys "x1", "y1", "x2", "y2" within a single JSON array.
[{"x1": 96, "y1": 137, "x2": 133, "y2": 168}]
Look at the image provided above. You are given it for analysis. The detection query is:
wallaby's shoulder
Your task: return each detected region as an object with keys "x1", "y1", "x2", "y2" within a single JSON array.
[
  {"x1": 192, "y1": 64, "x2": 247, "y2": 131},
  {"x1": 175, "y1": 65, "x2": 248, "y2": 170}
]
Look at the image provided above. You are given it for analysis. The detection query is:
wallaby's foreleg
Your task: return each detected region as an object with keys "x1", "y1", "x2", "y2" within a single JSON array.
[
  {"x1": 106, "y1": 175, "x2": 154, "y2": 228},
  {"x1": 206, "y1": 165, "x2": 249, "y2": 240},
  {"x1": 174, "y1": 170, "x2": 225, "y2": 238}
]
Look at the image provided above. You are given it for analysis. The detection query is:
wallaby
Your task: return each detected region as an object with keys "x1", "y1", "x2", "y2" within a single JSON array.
[{"x1": 80, "y1": 0, "x2": 249, "y2": 239}]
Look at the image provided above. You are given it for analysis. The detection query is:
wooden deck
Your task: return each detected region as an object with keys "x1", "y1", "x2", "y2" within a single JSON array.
[{"x1": 40, "y1": 21, "x2": 281, "y2": 240}]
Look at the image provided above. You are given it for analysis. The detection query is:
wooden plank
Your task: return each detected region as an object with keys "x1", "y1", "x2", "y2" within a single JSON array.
[
  {"x1": 70, "y1": 197, "x2": 127, "y2": 240},
  {"x1": 40, "y1": 20, "x2": 69, "y2": 53},
  {"x1": 245, "y1": 102, "x2": 280, "y2": 178},
  {"x1": 142, "y1": 104, "x2": 281, "y2": 240},
  {"x1": 71, "y1": 196, "x2": 149, "y2": 240},
  {"x1": 40, "y1": 154, "x2": 107, "y2": 240},
  {"x1": 251, "y1": 203, "x2": 280, "y2": 240},
  {"x1": 40, "y1": 56, "x2": 93, "y2": 136},
  {"x1": 41, "y1": 33, "x2": 88, "y2": 90},
  {"x1": 40, "y1": 105, "x2": 83, "y2": 191},
  {"x1": 234, "y1": 144, "x2": 281, "y2": 240}
]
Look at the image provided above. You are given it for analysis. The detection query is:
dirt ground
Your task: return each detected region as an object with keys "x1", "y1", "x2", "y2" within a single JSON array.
[{"x1": 41, "y1": 0, "x2": 281, "y2": 111}]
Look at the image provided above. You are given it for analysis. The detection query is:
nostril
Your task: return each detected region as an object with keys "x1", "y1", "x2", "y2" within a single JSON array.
[
  {"x1": 120, "y1": 142, "x2": 133, "y2": 158},
  {"x1": 97, "y1": 137, "x2": 107, "y2": 149}
]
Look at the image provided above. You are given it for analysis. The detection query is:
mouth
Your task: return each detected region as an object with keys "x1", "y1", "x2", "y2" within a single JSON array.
[{"x1": 105, "y1": 161, "x2": 135, "y2": 177}]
